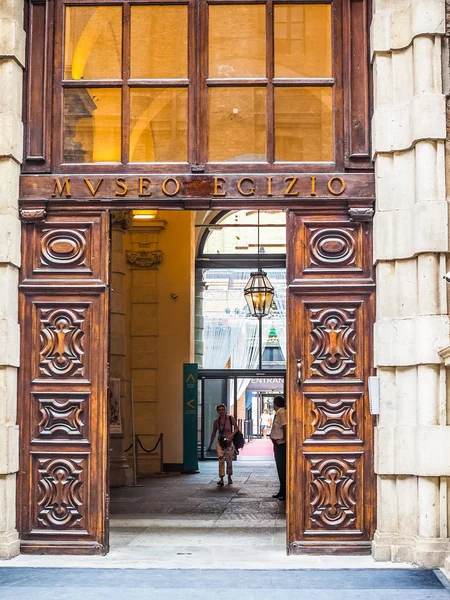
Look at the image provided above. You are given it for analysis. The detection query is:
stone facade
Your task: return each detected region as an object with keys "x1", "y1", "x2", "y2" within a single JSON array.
[
  {"x1": 371, "y1": 0, "x2": 450, "y2": 567},
  {"x1": 0, "y1": 0, "x2": 23, "y2": 559}
]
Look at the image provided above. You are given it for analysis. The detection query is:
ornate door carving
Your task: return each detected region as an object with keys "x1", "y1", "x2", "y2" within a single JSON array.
[
  {"x1": 18, "y1": 212, "x2": 110, "y2": 554},
  {"x1": 287, "y1": 211, "x2": 375, "y2": 553}
]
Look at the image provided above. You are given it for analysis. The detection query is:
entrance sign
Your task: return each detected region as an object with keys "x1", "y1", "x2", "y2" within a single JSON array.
[
  {"x1": 183, "y1": 364, "x2": 199, "y2": 473},
  {"x1": 20, "y1": 173, "x2": 375, "y2": 204}
]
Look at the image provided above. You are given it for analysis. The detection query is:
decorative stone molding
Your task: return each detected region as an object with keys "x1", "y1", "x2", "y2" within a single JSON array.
[
  {"x1": 111, "y1": 211, "x2": 132, "y2": 230},
  {"x1": 126, "y1": 250, "x2": 163, "y2": 268}
]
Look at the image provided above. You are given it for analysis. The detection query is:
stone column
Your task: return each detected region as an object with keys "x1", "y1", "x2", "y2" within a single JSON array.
[
  {"x1": 0, "y1": 0, "x2": 24, "y2": 559},
  {"x1": 371, "y1": 0, "x2": 450, "y2": 567},
  {"x1": 126, "y1": 220, "x2": 165, "y2": 474},
  {"x1": 109, "y1": 212, "x2": 133, "y2": 487}
]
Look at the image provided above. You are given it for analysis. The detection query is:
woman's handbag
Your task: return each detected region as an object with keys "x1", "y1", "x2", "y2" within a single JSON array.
[{"x1": 233, "y1": 429, "x2": 245, "y2": 450}]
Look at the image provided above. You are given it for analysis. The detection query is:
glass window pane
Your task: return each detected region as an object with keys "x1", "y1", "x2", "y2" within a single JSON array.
[
  {"x1": 209, "y1": 88, "x2": 266, "y2": 162},
  {"x1": 209, "y1": 5, "x2": 266, "y2": 78},
  {"x1": 129, "y1": 89, "x2": 187, "y2": 163},
  {"x1": 201, "y1": 268, "x2": 286, "y2": 370},
  {"x1": 274, "y1": 5, "x2": 332, "y2": 78},
  {"x1": 130, "y1": 6, "x2": 188, "y2": 79},
  {"x1": 203, "y1": 210, "x2": 286, "y2": 254},
  {"x1": 63, "y1": 88, "x2": 121, "y2": 163},
  {"x1": 64, "y1": 7, "x2": 122, "y2": 80},
  {"x1": 275, "y1": 87, "x2": 333, "y2": 162}
]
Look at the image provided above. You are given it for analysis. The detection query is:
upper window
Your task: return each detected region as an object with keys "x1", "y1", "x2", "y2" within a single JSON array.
[{"x1": 59, "y1": 0, "x2": 335, "y2": 169}]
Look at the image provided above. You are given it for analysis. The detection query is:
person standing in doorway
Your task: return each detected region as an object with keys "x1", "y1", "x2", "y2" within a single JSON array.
[
  {"x1": 270, "y1": 396, "x2": 287, "y2": 501},
  {"x1": 207, "y1": 404, "x2": 238, "y2": 486},
  {"x1": 260, "y1": 408, "x2": 271, "y2": 438}
]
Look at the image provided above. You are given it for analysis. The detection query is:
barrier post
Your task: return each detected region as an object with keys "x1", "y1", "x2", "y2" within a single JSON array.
[
  {"x1": 133, "y1": 434, "x2": 139, "y2": 484},
  {"x1": 160, "y1": 433, "x2": 164, "y2": 474}
]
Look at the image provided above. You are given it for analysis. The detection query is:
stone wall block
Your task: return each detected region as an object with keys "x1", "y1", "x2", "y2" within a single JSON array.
[
  {"x1": 373, "y1": 94, "x2": 446, "y2": 155},
  {"x1": 0, "y1": 367, "x2": 17, "y2": 425},
  {"x1": 0, "y1": 60, "x2": 23, "y2": 119},
  {"x1": 110, "y1": 291, "x2": 125, "y2": 315},
  {"x1": 0, "y1": 474, "x2": 17, "y2": 534},
  {"x1": 131, "y1": 304, "x2": 158, "y2": 336},
  {"x1": 418, "y1": 476, "x2": 440, "y2": 537},
  {"x1": 417, "y1": 364, "x2": 440, "y2": 425},
  {"x1": 374, "y1": 202, "x2": 448, "y2": 262},
  {"x1": 415, "y1": 141, "x2": 445, "y2": 203},
  {"x1": 0, "y1": 113, "x2": 22, "y2": 163},
  {"x1": 397, "y1": 476, "x2": 419, "y2": 535},
  {"x1": 417, "y1": 254, "x2": 441, "y2": 315},
  {"x1": 375, "y1": 314, "x2": 449, "y2": 367},
  {"x1": 371, "y1": 0, "x2": 445, "y2": 54},
  {"x1": 374, "y1": 424, "x2": 396, "y2": 472},
  {"x1": 0, "y1": 424, "x2": 18, "y2": 474},
  {"x1": 413, "y1": 36, "x2": 441, "y2": 95},
  {"x1": 0, "y1": 159, "x2": 20, "y2": 214},
  {"x1": 413, "y1": 201, "x2": 448, "y2": 254},
  {"x1": 395, "y1": 366, "x2": 418, "y2": 425},
  {"x1": 392, "y1": 46, "x2": 414, "y2": 105},
  {"x1": 0, "y1": 19, "x2": 25, "y2": 65},
  {"x1": 0, "y1": 265, "x2": 18, "y2": 321},
  {"x1": 377, "y1": 475, "x2": 399, "y2": 532},
  {"x1": 376, "y1": 425, "x2": 450, "y2": 475},
  {"x1": 111, "y1": 272, "x2": 124, "y2": 295},
  {"x1": 375, "y1": 150, "x2": 415, "y2": 211},
  {"x1": 0, "y1": 321, "x2": 19, "y2": 368},
  {"x1": 111, "y1": 252, "x2": 125, "y2": 275},
  {"x1": 378, "y1": 367, "x2": 396, "y2": 426},
  {"x1": 373, "y1": 53, "x2": 393, "y2": 107},
  {"x1": 395, "y1": 259, "x2": 418, "y2": 318}
]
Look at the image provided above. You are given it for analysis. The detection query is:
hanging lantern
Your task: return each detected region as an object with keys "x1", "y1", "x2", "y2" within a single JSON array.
[{"x1": 244, "y1": 269, "x2": 274, "y2": 318}]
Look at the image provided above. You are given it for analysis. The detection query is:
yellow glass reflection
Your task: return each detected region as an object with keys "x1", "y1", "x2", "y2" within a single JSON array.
[
  {"x1": 64, "y1": 7, "x2": 122, "y2": 80},
  {"x1": 130, "y1": 89, "x2": 187, "y2": 162},
  {"x1": 130, "y1": 6, "x2": 188, "y2": 79},
  {"x1": 209, "y1": 5, "x2": 266, "y2": 78},
  {"x1": 209, "y1": 88, "x2": 266, "y2": 162},
  {"x1": 63, "y1": 88, "x2": 121, "y2": 163},
  {"x1": 274, "y1": 5, "x2": 331, "y2": 78},
  {"x1": 275, "y1": 87, "x2": 333, "y2": 162}
]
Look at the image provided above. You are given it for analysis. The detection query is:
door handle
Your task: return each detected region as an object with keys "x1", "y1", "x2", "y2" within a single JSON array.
[{"x1": 296, "y1": 358, "x2": 302, "y2": 385}]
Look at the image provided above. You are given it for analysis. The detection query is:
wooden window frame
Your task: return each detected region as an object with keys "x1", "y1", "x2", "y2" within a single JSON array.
[{"x1": 23, "y1": 0, "x2": 371, "y2": 175}]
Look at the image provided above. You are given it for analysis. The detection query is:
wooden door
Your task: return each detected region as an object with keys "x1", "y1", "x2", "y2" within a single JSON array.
[
  {"x1": 286, "y1": 209, "x2": 375, "y2": 554},
  {"x1": 17, "y1": 210, "x2": 110, "y2": 554}
]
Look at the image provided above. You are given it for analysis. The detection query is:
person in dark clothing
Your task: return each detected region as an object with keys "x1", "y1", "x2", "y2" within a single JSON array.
[{"x1": 270, "y1": 395, "x2": 286, "y2": 501}]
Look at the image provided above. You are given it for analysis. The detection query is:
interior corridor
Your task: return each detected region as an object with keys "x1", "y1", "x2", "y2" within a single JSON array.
[{"x1": 109, "y1": 449, "x2": 286, "y2": 565}]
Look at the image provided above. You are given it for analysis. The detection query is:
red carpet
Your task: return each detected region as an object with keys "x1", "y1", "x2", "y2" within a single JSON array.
[{"x1": 238, "y1": 438, "x2": 274, "y2": 458}]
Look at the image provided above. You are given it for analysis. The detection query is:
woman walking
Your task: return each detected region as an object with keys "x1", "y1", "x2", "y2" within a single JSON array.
[
  {"x1": 260, "y1": 408, "x2": 271, "y2": 438},
  {"x1": 206, "y1": 403, "x2": 238, "y2": 486}
]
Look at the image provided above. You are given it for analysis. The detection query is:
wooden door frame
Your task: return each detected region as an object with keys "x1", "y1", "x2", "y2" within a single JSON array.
[{"x1": 17, "y1": 199, "x2": 374, "y2": 555}]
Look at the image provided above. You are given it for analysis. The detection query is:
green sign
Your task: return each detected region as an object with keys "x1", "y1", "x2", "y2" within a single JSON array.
[{"x1": 183, "y1": 363, "x2": 199, "y2": 473}]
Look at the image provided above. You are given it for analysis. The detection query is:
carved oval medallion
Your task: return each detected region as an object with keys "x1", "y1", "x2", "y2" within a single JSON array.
[
  {"x1": 310, "y1": 228, "x2": 356, "y2": 267},
  {"x1": 41, "y1": 229, "x2": 87, "y2": 267},
  {"x1": 320, "y1": 238, "x2": 345, "y2": 254},
  {"x1": 49, "y1": 239, "x2": 77, "y2": 255}
]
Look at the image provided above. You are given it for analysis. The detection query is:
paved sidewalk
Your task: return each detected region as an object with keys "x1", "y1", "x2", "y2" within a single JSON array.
[
  {"x1": 0, "y1": 567, "x2": 449, "y2": 599},
  {"x1": 0, "y1": 459, "x2": 420, "y2": 570}
]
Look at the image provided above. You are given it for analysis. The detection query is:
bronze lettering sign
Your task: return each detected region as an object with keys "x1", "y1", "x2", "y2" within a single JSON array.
[{"x1": 20, "y1": 174, "x2": 374, "y2": 204}]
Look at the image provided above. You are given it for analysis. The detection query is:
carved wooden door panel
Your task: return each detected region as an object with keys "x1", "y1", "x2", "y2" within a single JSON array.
[
  {"x1": 18, "y1": 211, "x2": 110, "y2": 554},
  {"x1": 286, "y1": 210, "x2": 375, "y2": 553}
]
